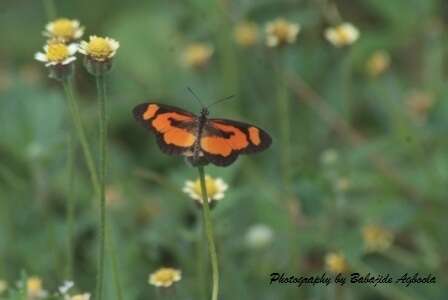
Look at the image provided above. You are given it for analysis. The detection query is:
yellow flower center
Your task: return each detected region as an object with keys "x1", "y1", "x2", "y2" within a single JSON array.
[
  {"x1": 71, "y1": 294, "x2": 89, "y2": 300},
  {"x1": 335, "y1": 27, "x2": 351, "y2": 43},
  {"x1": 193, "y1": 176, "x2": 218, "y2": 199},
  {"x1": 235, "y1": 23, "x2": 258, "y2": 47},
  {"x1": 151, "y1": 268, "x2": 180, "y2": 285},
  {"x1": 87, "y1": 37, "x2": 112, "y2": 58},
  {"x1": 52, "y1": 19, "x2": 76, "y2": 38},
  {"x1": 326, "y1": 254, "x2": 348, "y2": 273},
  {"x1": 272, "y1": 20, "x2": 291, "y2": 40},
  {"x1": 27, "y1": 277, "x2": 42, "y2": 295},
  {"x1": 46, "y1": 43, "x2": 69, "y2": 62},
  {"x1": 184, "y1": 44, "x2": 212, "y2": 67},
  {"x1": 362, "y1": 225, "x2": 393, "y2": 251}
]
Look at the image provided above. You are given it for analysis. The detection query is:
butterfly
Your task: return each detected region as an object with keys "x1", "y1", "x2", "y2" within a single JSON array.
[{"x1": 132, "y1": 102, "x2": 272, "y2": 166}]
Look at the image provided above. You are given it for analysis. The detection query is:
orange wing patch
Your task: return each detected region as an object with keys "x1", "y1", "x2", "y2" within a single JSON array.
[
  {"x1": 201, "y1": 123, "x2": 250, "y2": 157},
  {"x1": 152, "y1": 112, "x2": 195, "y2": 147},
  {"x1": 201, "y1": 137, "x2": 232, "y2": 156},
  {"x1": 248, "y1": 127, "x2": 261, "y2": 145},
  {"x1": 143, "y1": 104, "x2": 159, "y2": 120},
  {"x1": 211, "y1": 123, "x2": 249, "y2": 149}
]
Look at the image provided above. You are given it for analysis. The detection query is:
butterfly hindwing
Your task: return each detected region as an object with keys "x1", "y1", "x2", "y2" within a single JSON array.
[
  {"x1": 133, "y1": 103, "x2": 197, "y2": 156},
  {"x1": 200, "y1": 118, "x2": 272, "y2": 166}
]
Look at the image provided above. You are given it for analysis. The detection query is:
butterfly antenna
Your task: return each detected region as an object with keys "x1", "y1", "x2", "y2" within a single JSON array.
[
  {"x1": 187, "y1": 87, "x2": 205, "y2": 108},
  {"x1": 207, "y1": 94, "x2": 236, "y2": 108}
]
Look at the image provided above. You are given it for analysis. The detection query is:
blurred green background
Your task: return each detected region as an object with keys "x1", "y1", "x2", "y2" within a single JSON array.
[{"x1": 1, "y1": 0, "x2": 448, "y2": 299}]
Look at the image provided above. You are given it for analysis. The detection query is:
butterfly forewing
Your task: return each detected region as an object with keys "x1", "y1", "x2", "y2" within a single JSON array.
[{"x1": 133, "y1": 103, "x2": 198, "y2": 156}]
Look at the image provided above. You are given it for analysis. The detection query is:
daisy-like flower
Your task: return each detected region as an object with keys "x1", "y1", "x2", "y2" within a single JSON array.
[
  {"x1": 44, "y1": 18, "x2": 84, "y2": 42},
  {"x1": 79, "y1": 35, "x2": 119, "y2": 62},
  {"x1": 234, "y1": 22, "x2": 259, "y2": 47},
  {"x1": 0, "y1": 280, "x2": 8, "y2": 295},
  {"x1": 58, "y1": 281, "x2": 74, "y2": 295},
  {"x1": 362, "y1": 224, "x2": 394, "y2": 253},
  {"x1": 366, "y1": 50, "x2": 390, "y2": 77},
  {"x1": 245, "y1": 224, "x2": 274, "y2": 249},
  {"x1": 324, "y1": 22, "x2": 359, "y2": 47},
  {"x1": 79, "y1": 35, "x2": 119, "y2": 76},
  {"x1": 182, "y1": 43, "x2": 214, "y2": 69},
  {"x1": 34, "y1": 42, "x2": 78, "y2": 67},
  {"x1": 182, "y1": 175, "x2": 228, "y2": 205},
  {"x1": 65, "y1": 293, "x2": 90, "y2": 300},
  {"x1": 26, "y1": 277, "x2": 47, "y2": 300},
  {"x1": 325, "y1": 252, "x2": 349, "y2": 274},
  {"x1": 265, "y1": 18, "x2": 300, "y2": 47},
  {"x1": 149, "y1": 268, "x2": 181, "y2": 288}
]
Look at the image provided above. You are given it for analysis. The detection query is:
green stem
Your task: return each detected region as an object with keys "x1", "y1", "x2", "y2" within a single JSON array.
[
  {"x1": 196, "y1": 222, "x2": 207, "y2": 300},
  {"x1": 66, "y1": 134, "x2": 74, "y2": 280},
  {"x1": 107, "y1": 221, "x2": 124, "y2": 300},
  {"x1": 197, "y1": 166, "x2": 219, "y2": 300},
  {"x1": 42, "y1": 0, "x2": 56, "y2": 20},
  {"x1": 62, "y1": 80, "x2": 100, "y2": 195},
  {"x1": 95, "y1": 75, "x2": 107, "y2": 300}
]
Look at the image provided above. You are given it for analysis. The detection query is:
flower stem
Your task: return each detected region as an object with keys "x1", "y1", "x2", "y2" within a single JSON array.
[
  {"x1": 62, "y1": 80, "x2": 100, "y2": 195},
  {"x1": 197, "y1": 166, "x2": 219, "y2": 300},
  {"x1": 95, "y1": 74, "x2": 107, "y2": 300},
  {"x1": 196, "y1": 222, "x2": 207, "y2": 300},
  {"x1": 107, "y1": 221, "x2": 124, "y2": 300},
  {"x1": 65, "y1": 134, "x2": 74, "y2": 280}
]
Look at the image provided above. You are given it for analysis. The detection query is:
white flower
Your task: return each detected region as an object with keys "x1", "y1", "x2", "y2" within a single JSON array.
[
  {"x1": 182, "y1": 175, "x2": 228, "y2": 203},
  {"x1": 366, "y1": 50, "x2": 391, "y2": 77},
  {"x1": 26, "y1": 277, "x2": 47, "y2": 299},
  {"x1": 65, "y1": 293, "x2": 91, "y2": 300},
  {"x1": 182, "y1": 43, "x2": 214, "y2": 69},
  {"x1": 234, "y1": 22, "x2": 259, "y2": 47},
  {"x1": 265, "y1": 18, "x2": 300, "y2": 47},
  {"x1": 34, "y1": 42, "x2": 78, "y2": 67},
  {"x1": 79, "y1": 35, "x2": 120, "y2": 61},
  {"x1": 149, "y1": 268, "x2": 182, "y2": 288},
  {"x1": 245, "y1": 224, "x2": 274, "y2": 249},
  {"x1": 58, "y1": 281, "x2": 74, "y2": 294},
  {"x1": 325, "y1": 252, "x2": 349, "y2": 273},
  {"x1": 325, "y1": 22, "x2": 359, "y2": 47},
  {"x1": 44, "y1": 18, "x2": 84, "y2": 42}
]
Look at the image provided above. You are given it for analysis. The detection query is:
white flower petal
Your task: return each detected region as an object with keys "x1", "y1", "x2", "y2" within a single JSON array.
[
  {"x1": 266, "y1": 36, "x2": 279, "y2": 47},
  {"x1": 214, "y1": 193, "x2": 224, "y2": 200},
  {"x1": 68, "y1": 43, "x2": 79, "y2": 55},
  {"x1": 62, "y1": 56, "x2": 76, "y2": 65},
  {"x1": 74, "y1": 29, "x2": 84, "y2": 39},
  {"x1": 109, "y1": 40, "x2": 120, "y2": 51},
  {"x1": 34, "y1": 52, "x2": 48, "y2": 62},
  {"x1": 45, "y1": 23, "x2": 54, "y2": 32},
  {"x1": 108, "y1": 50, "x2": 117, "y2": 58},
  {"x1": 182, "y1": 187, "x2": 193, "y2": 194}
]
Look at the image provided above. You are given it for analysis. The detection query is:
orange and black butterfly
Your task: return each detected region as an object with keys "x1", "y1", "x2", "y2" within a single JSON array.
[{"x1": 132, "y1": 100, "x2": 272, "y2": 166}]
